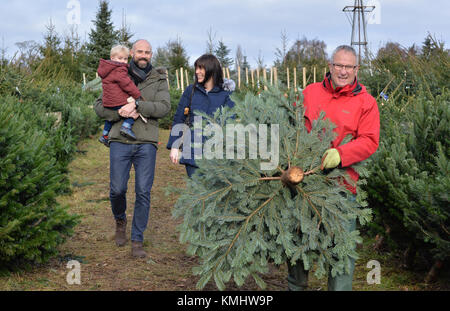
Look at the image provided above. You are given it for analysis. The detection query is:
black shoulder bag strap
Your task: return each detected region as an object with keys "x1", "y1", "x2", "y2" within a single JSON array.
[
  {"x1": 184, "y1": 84, "x2": 196, "y2": 127},
  {"x1": 177, "y1": 85, "x2": 195, "y2": 151}
]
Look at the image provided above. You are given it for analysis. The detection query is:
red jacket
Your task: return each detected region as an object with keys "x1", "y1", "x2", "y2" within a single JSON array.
[
  {"x1": 303, "y1": 73, "x2": 380, "y2": 193},
  {"x1": 97, "y1": 59, "x2": 142, "y2": 108}
]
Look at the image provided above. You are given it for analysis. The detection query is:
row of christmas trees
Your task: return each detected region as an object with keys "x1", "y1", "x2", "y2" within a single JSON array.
[{"x1": 0, "y1": 70, "x2": 100, "y2": 268}]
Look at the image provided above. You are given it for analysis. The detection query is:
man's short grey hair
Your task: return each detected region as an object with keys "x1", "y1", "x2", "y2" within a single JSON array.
[
  {"x1": 330, "y1": 45, "x2": 358, "y2": 65},
  {"x1": 132, "y1": 39, "x2": 152, "y2": 52}
]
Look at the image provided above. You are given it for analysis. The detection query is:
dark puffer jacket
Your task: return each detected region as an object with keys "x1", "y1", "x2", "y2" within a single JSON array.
[{"x1": 166, "y1": 83, "x2": 235, "y2": 167}]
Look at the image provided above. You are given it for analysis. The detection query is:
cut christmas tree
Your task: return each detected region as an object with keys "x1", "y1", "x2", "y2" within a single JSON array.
[{"x1": 170, "y1": 86, "x2": 372, "y2": 290}]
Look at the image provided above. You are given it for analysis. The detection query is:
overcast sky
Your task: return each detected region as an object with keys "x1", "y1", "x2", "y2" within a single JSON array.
[{"x1": 1, "y1": 0, "x2": 449, "y2": 68}]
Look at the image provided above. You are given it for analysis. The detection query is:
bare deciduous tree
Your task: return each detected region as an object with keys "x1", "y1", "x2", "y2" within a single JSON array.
[
  {"x1": 206, "y1": 26, "x2": 217, "y2": 55},
  {"x1": 14, "y1": 40, "x2": 39, "y2": 72},
  {"x1": 274, "y1": 30, "x2": 289, "y2": 67},
  {"x1": 235, "y1": 44, "x2": 244, "y2": 71}
]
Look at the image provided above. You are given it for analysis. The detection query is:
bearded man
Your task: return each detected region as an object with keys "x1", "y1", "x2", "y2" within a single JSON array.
[{"x1": 94, "y1": 39, "x2": 170, "y2": 258}]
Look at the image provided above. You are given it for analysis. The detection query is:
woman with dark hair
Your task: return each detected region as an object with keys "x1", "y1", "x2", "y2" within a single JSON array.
[{"x1": 167, "y1": 54, "x2": 235, "y2": 177}]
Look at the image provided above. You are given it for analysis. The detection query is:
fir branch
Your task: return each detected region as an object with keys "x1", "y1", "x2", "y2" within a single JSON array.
[
  {"x1": 259, "y1": 177, "x2": 281, "y2": 181},
  {"x1": 304, "y1": 165, "x2": 321, "y2": 176},
  {"x1": 296, "y1": 185, "x2": 323, "y2": 229},
  {"x1": 196, "y1": 185, "x2": 232, "y2": 203},
  {"x1": 213, "y1": 187, "x2": 282, "y2": 273}
]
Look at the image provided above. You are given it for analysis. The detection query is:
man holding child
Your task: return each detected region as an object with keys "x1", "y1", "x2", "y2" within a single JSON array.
[{"x1": 94, "y1": 39, "x2": 170, "y2": 258}]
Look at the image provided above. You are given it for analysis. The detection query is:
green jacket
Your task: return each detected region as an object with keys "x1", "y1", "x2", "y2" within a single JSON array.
[{"x1": 94, "y1": 66, "x2": 171, "y2": 145}]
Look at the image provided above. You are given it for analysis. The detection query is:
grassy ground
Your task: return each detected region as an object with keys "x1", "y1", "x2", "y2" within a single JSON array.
[{"x1": 0, "y1": 129, "x2": 448, "y2": 291}]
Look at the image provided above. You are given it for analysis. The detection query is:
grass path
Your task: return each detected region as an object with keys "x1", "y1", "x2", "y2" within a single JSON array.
[{"x1": 0, "y1": 130, "x2": 447, "y2": 291}]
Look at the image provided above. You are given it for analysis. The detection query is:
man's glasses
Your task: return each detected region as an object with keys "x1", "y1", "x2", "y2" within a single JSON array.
[{"x1": 332, "y1": 63, "x2": 358, "y2": 72}]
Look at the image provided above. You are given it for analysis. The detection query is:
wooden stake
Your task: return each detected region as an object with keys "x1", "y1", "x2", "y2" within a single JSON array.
[
  {"x1": 287, "y1": 67, "x2": 290, "y2": 89},
  {"x1": 245, "y1": 67, "x2": 249, "y2": 85},
  {"x1": 303, "y1": 67, "x2": 306, "y2": 89},
  {"x1": 251, "y1": 70, "x2": 254, "y2": 88},
  {"x1": 274, "y1": 67, "x2": 278, "y2": 85},
  {"x1": 238, "y1": 66, "x2": 241, "y2": 89},
  {"x1": 223, "y1": 68, "x2": 226, "y2": 79},
  {"x1": 185, "y1": 68, "x2": 189, "y2": 86},
  {"x1": 83, "y1": 73, "x2": 86, "y2": 86},
  {"x1": 313, "y1": 66, "x2": 316, "y2": 83},
  {"x1": 324, "y1": 67, "x2": 327, "y2": 78},
  {"x1": 263, "y1": 67, "x2": 267, "y2": 90},
  {"x1": 270, "y1": 67, "x2": 273, "y2": 86},
  {"x1": 176, "y1": 69, "x2": 180, "y2": 89},
  {"x1": 180, "y1": 67, "x2": 184, "y2": 93},
  {"x1": 226, "y1": 67, "x2": 230, "y2": 80},
  {"x1": 294, "y1": 67, "x2": 297, "y2": 92}
]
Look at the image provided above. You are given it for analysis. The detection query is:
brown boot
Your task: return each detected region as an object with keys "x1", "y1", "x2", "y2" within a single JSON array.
[
  {"x1": 131, "y1": 241, "x2": 147, "y2": 258},
  {"x1": 115, "y1": 218, "x2": 127, "y2": 247}
]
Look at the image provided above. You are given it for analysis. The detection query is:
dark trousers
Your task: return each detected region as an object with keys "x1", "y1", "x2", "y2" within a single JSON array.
[
  {"x1": 185, "y1": 164, "x2": 197, "y2": 178},
  {"x1": 109, "y1": 142, "x2": 156, "y2": 242}
]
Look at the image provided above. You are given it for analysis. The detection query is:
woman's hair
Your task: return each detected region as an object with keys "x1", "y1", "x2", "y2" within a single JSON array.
[
  {"x1": 110, "y1": 44, "x2": 130, "y2": 58},
  {"x1": 194, "y1": 54, "x2": 224, "y2": 88}
]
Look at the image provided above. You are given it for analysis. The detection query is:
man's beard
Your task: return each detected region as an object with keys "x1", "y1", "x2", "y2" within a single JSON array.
[{"x1": 134, "y1": 57, "x2": 149, "y2": 69}]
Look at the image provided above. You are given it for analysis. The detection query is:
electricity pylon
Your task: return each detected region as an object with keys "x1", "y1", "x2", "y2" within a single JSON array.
[{"x1": 343, "y1": 0, "x2": 375, "y2": 64}]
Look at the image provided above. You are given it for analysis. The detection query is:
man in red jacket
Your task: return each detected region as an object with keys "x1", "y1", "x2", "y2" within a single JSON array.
[{"x1": 288, "y1": 45, "x2": 380, "y2": 291}]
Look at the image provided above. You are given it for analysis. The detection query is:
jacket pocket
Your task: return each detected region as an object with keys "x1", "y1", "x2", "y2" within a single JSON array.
[{"x1": 132, "y1": 118, "x2": 159, "y2": 142}]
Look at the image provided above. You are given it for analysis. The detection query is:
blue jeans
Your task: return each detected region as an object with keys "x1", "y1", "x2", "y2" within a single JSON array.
[
  {"x1": 104, "y1": 106, "x2": 134, "y2": 133},
  {"x1": 104, "y1": 118, "x2": 134, "y2": 132},
  {"x1": 109, "y1": 142, "x2": 157, "y2": 242}
]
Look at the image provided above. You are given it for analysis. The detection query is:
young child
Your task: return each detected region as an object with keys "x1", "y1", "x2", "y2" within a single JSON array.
[{"x1": 97, "y1": 45, "x2": 142, "y2": 146}]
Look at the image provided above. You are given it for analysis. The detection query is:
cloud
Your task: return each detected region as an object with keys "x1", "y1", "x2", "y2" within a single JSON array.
[{"x1": 0, "y1": 0, "x2": 448, "y2": 68}]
